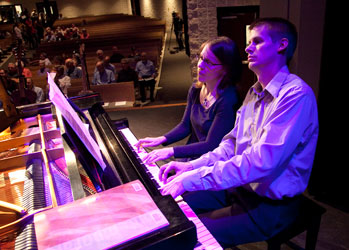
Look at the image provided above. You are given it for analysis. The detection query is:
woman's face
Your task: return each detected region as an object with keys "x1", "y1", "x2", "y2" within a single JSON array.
[{"x1": 197, "y1": 44, "x2": 225, "y2": 85}]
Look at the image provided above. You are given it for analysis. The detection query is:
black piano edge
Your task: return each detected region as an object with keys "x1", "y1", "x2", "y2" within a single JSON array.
[
  {"x1": 1, "y1": 94, "x2": 199, "y2": 250},
  {"x1": 114, "y1": 195, "x2": 197, "y2": 250}
]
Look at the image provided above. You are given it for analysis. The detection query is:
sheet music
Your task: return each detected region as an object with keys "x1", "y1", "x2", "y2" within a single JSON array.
[{"x1": 47, "y1": 73, "x2": 106, "y2": 169}]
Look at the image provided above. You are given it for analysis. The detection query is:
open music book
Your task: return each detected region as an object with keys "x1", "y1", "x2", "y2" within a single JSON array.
[
  {"x1": 34, "y1": 180, "x2": 169, "y2": 250},
  {"x1": 47, "y1": 72, "x2": 106, "y2": 170}
]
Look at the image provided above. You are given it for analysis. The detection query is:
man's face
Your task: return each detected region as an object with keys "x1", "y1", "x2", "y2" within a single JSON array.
[
  {"x1": 121, "y1": 61, "x2": 129, "y2": 70},
  {"x1": 8, "y1": 64, "x2": 17, "y2": 74},
  {"x1": 245, "y1": 25, "x2": 279, "y2": 73},
  {"x1": 0, "y1": 70, "x2": 6, "y2": 77},
  {"x1": 96, "y1": 63, "x2": 104, "y2": 73},
  {"x1": 26, "y1": 78, "x2": 33, "y2": 89}
]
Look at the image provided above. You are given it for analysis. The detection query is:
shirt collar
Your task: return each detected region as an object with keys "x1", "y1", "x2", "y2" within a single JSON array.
[{"x1": 250, "y1": 65, "x2": 290, "y2": 98}]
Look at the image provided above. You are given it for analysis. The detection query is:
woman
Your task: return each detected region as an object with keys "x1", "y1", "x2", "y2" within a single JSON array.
[
  {"x1": 136, "y1": 37, "x2": 242, "y2": 163},
  {"x1": 52, "y1": 65, "x2": 71, "y2": 97}
]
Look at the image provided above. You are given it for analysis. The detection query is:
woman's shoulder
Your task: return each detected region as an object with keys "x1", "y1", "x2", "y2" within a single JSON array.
[
  {"x1": 188, "y1": 83, "x2": 201, "y2": 95},
  {"x1": 217, "y1": 86, "x2": 238, "y2": 105}
]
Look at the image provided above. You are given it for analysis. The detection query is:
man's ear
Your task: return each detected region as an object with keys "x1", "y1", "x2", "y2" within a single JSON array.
[{"x1": 278, "y1": 38, "x2": 289, "y2": 54}]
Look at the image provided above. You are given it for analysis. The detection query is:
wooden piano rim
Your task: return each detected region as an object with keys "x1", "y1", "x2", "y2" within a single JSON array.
[{"x1": 0, "y1": 129, "x2": 61, "y2": 153}]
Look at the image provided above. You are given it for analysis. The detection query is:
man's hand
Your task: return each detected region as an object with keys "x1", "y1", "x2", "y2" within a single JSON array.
[
  {"x1": 135, "y1": 136, "x2": 166, "y2": 150},
  {"x1": 142, "y1": 147, "x2": 174, "y2": 164},
  {"x1": 160, "y1": 170, "x2": 193, "y2": 199},
  {"x1": 159, "y1": 161, "x2": 193, "y2": 184}
]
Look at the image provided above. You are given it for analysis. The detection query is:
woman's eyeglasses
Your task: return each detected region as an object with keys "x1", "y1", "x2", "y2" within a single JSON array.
[{"x1": 195, "y1": 54, "x2": 223, "y2": 67}]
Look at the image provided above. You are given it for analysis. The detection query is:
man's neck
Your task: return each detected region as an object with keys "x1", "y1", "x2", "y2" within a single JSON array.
[{"x1": 256, "y1": 63, "x2": 285, "y2": 89}]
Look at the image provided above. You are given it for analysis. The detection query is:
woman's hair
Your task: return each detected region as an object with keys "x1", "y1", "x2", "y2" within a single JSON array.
[{"x1": 196, "y1": 36, "x2": 242, "y2": 91}]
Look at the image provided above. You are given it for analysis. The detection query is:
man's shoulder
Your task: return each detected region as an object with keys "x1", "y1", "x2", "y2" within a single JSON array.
[{"x1": 280, "y1": 73, "x2": 316, "y2": 102}]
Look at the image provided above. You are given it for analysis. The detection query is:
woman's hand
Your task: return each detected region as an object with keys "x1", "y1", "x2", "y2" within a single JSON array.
[
  {"x1": 142, "y1": 147, "x2": 174, "y2": 164},
  {"x1": 135, "y1": 136, "x2": 167, "y2": 149}
]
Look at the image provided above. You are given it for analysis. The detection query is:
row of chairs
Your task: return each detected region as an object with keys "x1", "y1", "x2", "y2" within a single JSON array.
[{"x1": 26, "y1": 14, "x2": 166, "y2": 103}]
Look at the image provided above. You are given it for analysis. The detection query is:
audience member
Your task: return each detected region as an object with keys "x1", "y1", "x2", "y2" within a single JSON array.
[
  {"x1": 64, "y1": 58, "x2": 82, "y2": 79},
  {"x1": 52, "y1": 65, "x2": 71, "y2": 97},
  {"x1": 0, "y1": 69, "x2": 13, "y2": 94},
  {"x1": 37, "y1": 61, "x2": 50, "y2": 76},
  {"x1": 92, "y1": 61, "x2": 115, "y2": 85},
  {"x1": 159, "y1": 17, "x2": 319, "y2": 248},
  {"x1": 96, "y1": 49, "x2": 104, "y2": 62},
  {"x1": 7, "y1": 63, "x2": 19, "y2": 79},
  {"x1": 80, "y1": 28, "x2": 90, "y2": 39},
  {"x1": 43, "y1": 27, "x2": 56, "y2": 42},
  {"x1": 135, "y1": 52, "x2": 156, "y2": 102},
  {"x1": 39, "y1": 52, "x2": 52, "y2": 67},
  {"x1": 26, "y1": 77, "x2": 45, "y2": 103},
  {"x1": 16, "y1": 61, "x2": 32, "y2": 78},
  {"x1": 103, "y1": 56, "x2": 116, "y2": 74},
  {"x1": 13, "y1": 23, "x2": 23, "y2": 41},
  {"x1": 71, "y1": 27, "x2": 80, "y2": 40},
  {"x1": 110, "y1": 46, "x2": 124, "y2": 63},
  {"x1": 117, "y1": 58, "x2": 138, "y2": 85},
  {"x1": 136, "y1": 37, "x2": 241, "y2": 163}
]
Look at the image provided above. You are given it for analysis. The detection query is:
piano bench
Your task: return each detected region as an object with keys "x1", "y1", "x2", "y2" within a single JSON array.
[{"x1": 266, "y1": 195, "x2": 326, "y2": 250}]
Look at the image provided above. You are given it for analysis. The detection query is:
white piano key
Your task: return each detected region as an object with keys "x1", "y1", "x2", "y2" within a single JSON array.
[
  {"x1": 120, "y1": 128, "x2": 222, "y2": 250},
  {"x1": 178, "y1": 201, "x2": 222, "y2": 250}
]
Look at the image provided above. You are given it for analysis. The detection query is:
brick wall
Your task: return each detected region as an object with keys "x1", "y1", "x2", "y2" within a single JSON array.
[{"x1": 187, "y1": 0, "x2": 259, "y2": 80}]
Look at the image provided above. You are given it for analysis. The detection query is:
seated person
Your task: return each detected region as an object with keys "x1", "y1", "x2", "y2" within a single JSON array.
[
  {"x1": 26, "y1": 77, "x2": 45, "y2": 103},
  {"x1": 6, "y1": 63, "x2": 20, "y2": 93},
  {"x1": 136, "y1": 37, "x2": 241, "y2": 163},
  {"x1": 110, "y1": 46, "x2": 124, "y2": 63},
  {"x1": 16, "y1": 61, "x2": 32, "y2": 78},
  {"x1": 51, "y1": 65, "x2": 71, "y2": 97},
  {"x1": 117, "y1": 58, "x2": 138, "y2": 85},
  {"x1": 135, "y1": 52, "x2": 156, "y2": 102},
  {"x1": 80, "y1": 28, "x2": 89, "y2": 39},
  {"x1": 96, "y1": 49, "x2": 104, "y2": 62},
  {"x1": 39, "y1": 52, "x2": 52, "y2": 67},
  {"x1": 37, "y1": 61, "x2": 50, "y2": 76},
  {"x1": 64, "y1": 58, "x2": 82, "y2": 79},
  {"x1": 92, "y1": 61, "x2": 115, "y2": 85},
  {"x1": 103, "y1": 56, "x2": 116, "y2": 75},
  {"x1": 159, "y1": 18, "x2": 319, "y2": 248},
  {"x1": 0, "y1": 68, "x2": 14, "y2": 95},
  {"x1": 43, "y1": 27, "x2": 56, "y2": 42}
]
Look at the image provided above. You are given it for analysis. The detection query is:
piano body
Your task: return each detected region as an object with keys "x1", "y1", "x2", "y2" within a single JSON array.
[{"x1": 0, "y1": 94, "x2": 221, "y2": 250}]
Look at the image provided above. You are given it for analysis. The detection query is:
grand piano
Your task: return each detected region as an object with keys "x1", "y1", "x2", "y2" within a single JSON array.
[{"x1": 0, "y1": 93, "x2": 221, "y2": 250}]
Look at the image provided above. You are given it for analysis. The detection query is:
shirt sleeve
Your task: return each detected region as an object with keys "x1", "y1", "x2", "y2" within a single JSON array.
[
  {"x1": 184, "y1": 88, "x2": 318, "y2": 193},
  {"x1": 110, "y1": 71, "x2": 116, "y2": 83}
]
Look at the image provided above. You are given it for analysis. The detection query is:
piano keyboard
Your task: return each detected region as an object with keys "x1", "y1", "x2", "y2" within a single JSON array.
[{"x1": 119, "y1": 128, "x2": 222, "y2": 250}]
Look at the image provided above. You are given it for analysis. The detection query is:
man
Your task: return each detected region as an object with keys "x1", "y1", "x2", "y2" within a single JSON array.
[
  {"x1": 64, "y1": 58, "x2": 82, "y2": 79},
  {"x1": 6, "y1": 63, "x2": 19, "y2": 94},
  {"x1": 92, "y1": 61, "x2": 115, "y2": 85},
  {"x1": 103, "y1": 56, "x2": 116, "y2": 75},
  {"x1": 117, "y1": 58, "x2": 138, "y2": 85},
  {"x1": 135, "y1": 52, "x2": 156, "y2": 102},
  {"x1": 110, "y1": 46, "x2": 124, "y2": 63},
  {"x1": 26, "y1": 77, "x2": 45, "y2": 103},
  {"x1": 172, "y1": 11, "x2": 184, "y2": 51},
  {"x1": 37, "y1": 61, "x2": 50, "y2": 77},
  {"x1": 158, "y1": 18, "x2": 319, "y2": 247},
  {"x1": 96, "y1": 49, "x2": 104, "y2": 62}
]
